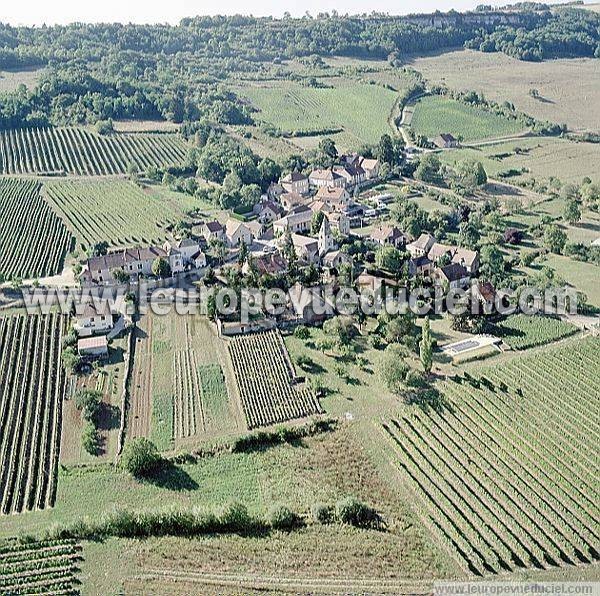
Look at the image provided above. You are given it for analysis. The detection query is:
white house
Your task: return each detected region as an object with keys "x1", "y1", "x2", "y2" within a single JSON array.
[
  {"x1": 253, "y1": 200, "x2": 284, "y2": 223},
  {"x1": 434, "y1": 263, "x2": 470, "y2": 289},
  {"x1": 225, "y1": 219, "x2": 253, "y2": 247},
  {"x1": 333, "y1": 164, "x2": 365, "y2": 188},
  {"x1": 326, "y1": 211, "x2": 350, "y2": 237},
  {"x1": 279, "y1": 192, "x2": 307, "y2": 211},
  {"x1": 74, "y1": 302, "x2": 114, "y2": 337},
  {"x1": 290, "y1": 234, "x2": 319, "y2": 263},
  {"x1": 190, "y1": 249, "x2": 207, "y2": 269},
  {"x1": 202, "y1": 220, "x2": 226, "y2": 244},
  {"x1": 163, "y1": 238, "x2": 203, "y2": 264},
  {"x1": 359, "y1": 157, "x2": 379, "y2": 180},
  {"x1": 370, "y1": 225, "x2": 406, "y2": 249},
  {"x1": 273, "y1": 207, "x2": 313, "y2": 235},
  {"x1": 80, "y1": 246, "x2": 183, "y2": 285},
  {"x1": 406, "y1": 233, "x2": 436, "y2": 258},
  {"x1": 280, "y1": 172, "x2": 309, "y2": 196},
  {"x1": 309, "y1": 168, "x2": 346, "y2": 188},
  {"x1": 315, "y1": 186, "x2": 350, "y2": 209}
]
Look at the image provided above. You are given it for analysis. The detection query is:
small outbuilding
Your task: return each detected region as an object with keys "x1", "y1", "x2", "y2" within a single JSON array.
[{"x1": 77, "y1": 335, "x2": 109, "y2": 359}]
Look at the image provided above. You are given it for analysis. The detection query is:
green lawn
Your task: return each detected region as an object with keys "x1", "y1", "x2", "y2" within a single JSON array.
[
  {"x1": 543, "y1": 254, "x2": 600, "y2": 307},
  {"x1": 437, "y1": 137, "x2": 600, "y2": 184},
  {"x1": 410, "y1": 96, "x2": 524, "y2": 142},
  {"x1": 237, "y1": 80, "x2": 398, "y2": 145}
]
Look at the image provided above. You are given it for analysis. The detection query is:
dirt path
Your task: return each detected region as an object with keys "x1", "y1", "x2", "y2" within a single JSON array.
[
  {"x1": 133, "y1": 568, "x2": 432, "y2": 595},
  {"x1": 127, "y1": 316, "x2": 153, "y2": 439}
]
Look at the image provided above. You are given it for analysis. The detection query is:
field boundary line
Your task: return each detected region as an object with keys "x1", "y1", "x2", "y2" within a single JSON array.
[{"x1": 136, "y1": 567, "x2": 434, "y2": 593}]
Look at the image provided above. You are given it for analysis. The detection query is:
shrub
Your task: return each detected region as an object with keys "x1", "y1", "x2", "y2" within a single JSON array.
[
  {"x1": 311, "y1": 502, "x2": 332, "y2": 524},
  {"x1": 74, "y1": 389, "x2": 102, "y2": 422},
  {"x1": 294, "y1": 325, "x2": 310, "y2": 340},
  {"x1": 295, "y1": 354, "x2": 313, "y2": 370},
  {"x1": 268, "y1": 505, "x2": 299, "y2": 530},
  {"x1": 218, "y1": 502, "x2": 252, "y2": 532},
  {"x1": 120, "y1": 438, "x2": 162, "y2": 478},
  {"x1": 81, "y1": 422, "x2": 100, "y2": 455},
  {"x1": 335, "y1": 497, "x2": 381, "y2": 529}
]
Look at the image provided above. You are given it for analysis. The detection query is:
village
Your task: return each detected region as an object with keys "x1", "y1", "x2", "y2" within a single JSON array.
[{"x1": 72, "y1": 146, "x2": 489, "y2": 357}]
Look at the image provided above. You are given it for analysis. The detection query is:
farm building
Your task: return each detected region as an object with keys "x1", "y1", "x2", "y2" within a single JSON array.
[
  {"x1": 77, "y1": 335, "x2": 109, "y2": 358},
  {"x1": 435, "y1": 133, "x2": 459, "y2": 148}
]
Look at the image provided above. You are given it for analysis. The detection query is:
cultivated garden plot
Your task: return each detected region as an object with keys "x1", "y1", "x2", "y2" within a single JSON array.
[
  {"x1": 0, "y1": 127, "x2": 188, "y2": 175},
  {"x1": 0, "y1": 538, "x2": 82, "y2": 594},
  {"x1": 129, "y1": 314, "x2": 241, "y2": 451},
  {"x1": 383, "y1": 337, "x2": 600, "y2": 576},
  {"x1": 0, "y1": 178, "x2": 73, "y2": 280},
  {"x1": 228, "y1": 330, "x2": 323, "y2": 429},
  {"x1": 0, "y1": 313, "x2": 68, "y2": 514}
]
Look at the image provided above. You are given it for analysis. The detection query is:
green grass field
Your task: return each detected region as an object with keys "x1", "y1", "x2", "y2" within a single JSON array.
[
  {"x1": 0, "y1": 426, "x2": 453, "y2": 589},
  {"x1": 543, "y1": 255, "x2": 600, "y2": 308},
  {"x1": 410, "y1": 96, "x2": 524, "y2": 142},
  {"x1": 43, "y1": 179, "x2": 197, "y2": 251},
  {"x1": 237, "y1": 80, "x2": 398, "y2": 145},
  {"x1": 438, "y1": 137, "x2": 600, "y2": 184}
]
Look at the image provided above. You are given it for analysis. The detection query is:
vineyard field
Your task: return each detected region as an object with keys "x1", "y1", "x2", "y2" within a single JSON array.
[
  {"x1": 489, "y1": 314, "x2": 578, "y2": 350},
  {"x1": 0, "y1": 127, "x2": 189, "y2": 175},
  {"x1": 237, "y1": 80, "x2": 397, "y2": 145},
  {"x1": 0, "y1": 538, "x2": 82, "y2": 594},
  {"x1": 229, "y1": 330, "x2": 323, "y2": 429},
  {"x1": 0, "y1": 178, "x2": 73, "y2": 280},
  {"x1": 383, "y1": 337, "x2": 600, "y2": 576},
  {"x1": 44, "y1": 179, "x2": 197, "y2": 250},
  {"x1": 0, "y1": 313, "x2": 68, "y2": 514},
  {"x1": 410, "y1": 96, "x2": 524, "y2": 142}
]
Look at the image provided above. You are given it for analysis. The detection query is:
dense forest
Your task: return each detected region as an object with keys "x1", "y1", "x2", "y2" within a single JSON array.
[{"x1": 0, "y1": 7, "x2": 598, "y2": 129}]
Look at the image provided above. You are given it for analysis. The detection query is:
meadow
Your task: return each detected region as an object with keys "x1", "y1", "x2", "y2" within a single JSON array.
[
  {"x1": 409, "y1": 96, "x2": 524, "y2": 142},
  {"x1": 0, "y1": 127, "x2": 189, "y2": 176},
  {"x1": 43, "y1": 179, "x2": 197, "y2": 251},
  {"x1": 236, "y1": 79, "x2": 398, "y2": 146},
  {"x1": 408, "y1": 50, "x2": 600, "y2": 133},
  {"x1": 0, "y1": 425, "x2": 455, "y2": 592},
  {"x1": 0, "y1": 178, "x2": 73, "y2": 280},
  {"x1": 437, "y1": 137, "x2": 600, "y2": 184}
]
